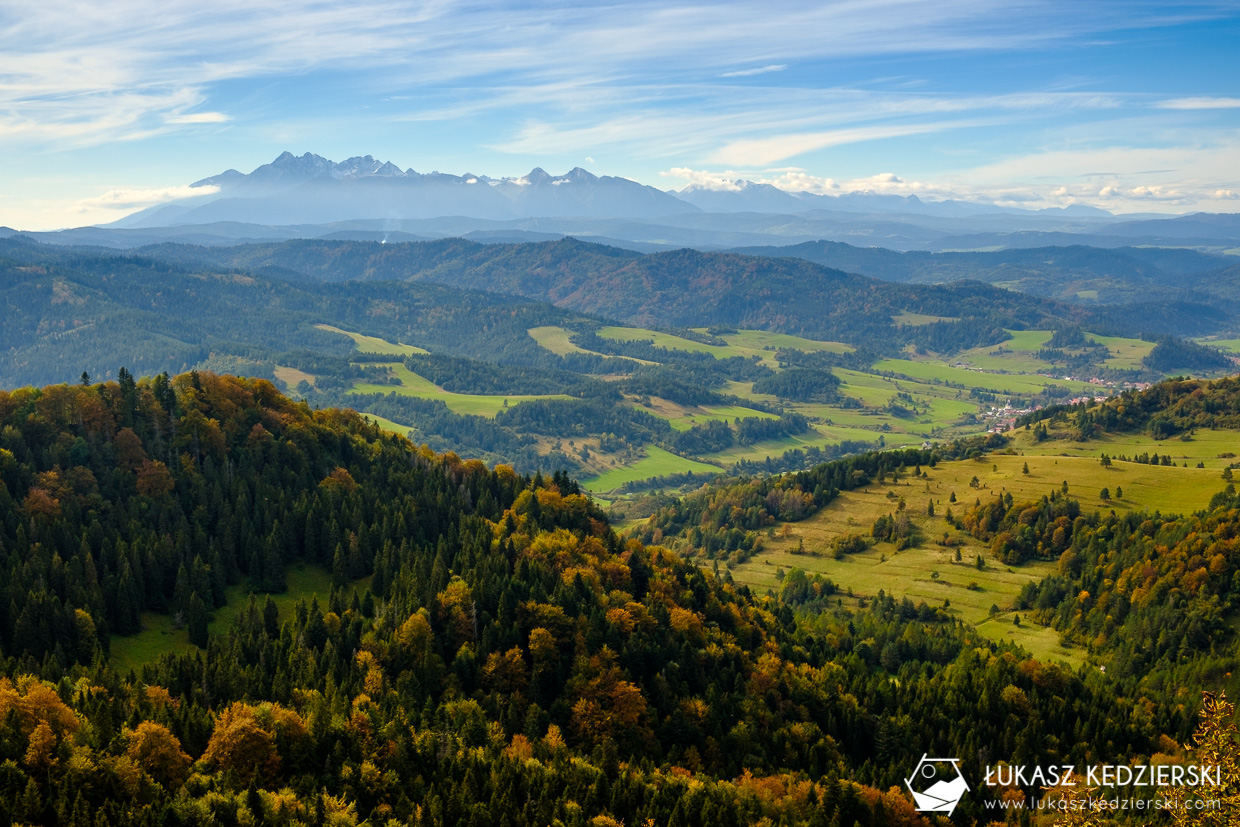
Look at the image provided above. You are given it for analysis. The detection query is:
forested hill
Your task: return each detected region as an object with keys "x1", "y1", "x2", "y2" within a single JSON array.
[
  {"x1": 1019, "y1": 375, "x2": 1240, "y2": 439},
  {"x1": 0, "y1": 238, "x2": 612, "y2": 389},
  {"x1": 132, "y1": 236, "x2": 1230, "y2": 342},
  {"x1": 0, "y1": 372, "x2": 1170, "y2": 825},
  {"x1": 726, "y1": 240, "x2": 1240, "y2": 306}
]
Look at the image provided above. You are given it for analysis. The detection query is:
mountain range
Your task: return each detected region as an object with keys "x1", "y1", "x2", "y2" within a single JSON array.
[{"x1": 3, "y1": 151, "x2": 1236, "y2": 257}]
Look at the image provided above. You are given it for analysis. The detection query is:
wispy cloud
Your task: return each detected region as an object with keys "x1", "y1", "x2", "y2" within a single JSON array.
[
  {"x1": 0, "y1": 0, "x2": 1222, "y2": 151},
  {"x1": 720, "y1": 64, "x2": 787, "y2": 78},
  {"x1": 1155, "y1": 96, "x2": 1240, "y2": 110},
  {"x1": 707, "y1": 121, "x2": 978, "y2": 166},
  {"x1": 166, "y1": 112, "x2": 231, "y2": 124},
  {"x1": 71, "y1": 184, "x2": 220, "y2": 213}
]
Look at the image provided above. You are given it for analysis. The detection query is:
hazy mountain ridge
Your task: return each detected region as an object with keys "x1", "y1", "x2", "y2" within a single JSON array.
[
  {"x1": 123, "y1": 236, "x2": 1233, "y2": 342},
  {"x1": 725, "y1": 240, "x2": 1240, "y2": 305}
]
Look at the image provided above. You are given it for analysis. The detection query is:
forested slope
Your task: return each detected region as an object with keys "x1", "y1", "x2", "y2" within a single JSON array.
[{"x1": 0, "y1": 372, "x2": 1177, "y2": 825}]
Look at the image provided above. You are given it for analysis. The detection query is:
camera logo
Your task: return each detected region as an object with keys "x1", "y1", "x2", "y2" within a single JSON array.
[{"x1": 905, "y1": 754, "x2": 969, "y2": 816}]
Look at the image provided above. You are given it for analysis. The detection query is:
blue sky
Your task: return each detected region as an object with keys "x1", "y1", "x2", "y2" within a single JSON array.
[{"x1": 2, "y1": 0, "x2": 1239, "y2": 229}]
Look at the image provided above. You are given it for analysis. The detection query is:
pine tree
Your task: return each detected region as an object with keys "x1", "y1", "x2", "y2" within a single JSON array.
[{"x1": 188, "y1": 592, "x2": 208, "y2": 648}]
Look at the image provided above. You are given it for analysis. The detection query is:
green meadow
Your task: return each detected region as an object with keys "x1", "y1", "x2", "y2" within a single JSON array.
[
  {"x1": 873, "y1": 357, "x2": 1096, "y2": 395},
  {"x1": 582, "y1": 446, "x2": 721, "y2": 492},
  {"x1": 598, "y1": 325, "x2": 850, "y2": 369},
  {"x1": 349, "y1": 364, "x2": 571, "y2": 417},
  {"x1": 528, "y1": 325, "x2": 654, "y2": 364},
  {"x1": 110, "y1": 565, "x2": 365, "y2": 672},
  {"x1": 315, "y1": 323, "x2": 428, "y2": 356},
  {"x1": 724, "y1": 440, "x2": 1230, "y2": 664}
]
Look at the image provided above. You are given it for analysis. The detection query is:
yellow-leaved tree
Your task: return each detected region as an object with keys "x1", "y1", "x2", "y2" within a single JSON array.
[{"x1": 1162, "y1": 691, "x2": 1240, "y2": 827}]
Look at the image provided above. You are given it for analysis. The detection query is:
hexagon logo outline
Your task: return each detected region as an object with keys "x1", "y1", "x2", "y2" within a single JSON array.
[{"x1": 904, "y1": 753, "x2": 969, "y2": 816}]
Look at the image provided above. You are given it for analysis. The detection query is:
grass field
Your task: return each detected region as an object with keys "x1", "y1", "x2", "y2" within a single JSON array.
[
  {"x1": 1200, "y1": 338, "x2": 1240, "y2": 354},
  {"x1": 951, "y1": 329, "x2": 1159, "y2": 375},
  {"x1": 721, "y1": 439, "x2": 1230, "y2": 663},
  {"x1": 709, "y1": 329, "x2": 852, "y2": 355},
  {"x1": 636, "y1": 399, "x2": 778, "y2": 431},
  {"x1": 365, "y1": 413, "x2": 416, "y2": 436},
  {"x1": 110, "y1": 565, "x2": 358, "y2": 673},
  {"x1": 874, "y1": 358, "x2": 1096, "y2": 395},
  {"x1": 598, "y1": 326, "x2": 725, "y2": 356},
  {"x1": 274, "y1": 365, "x2": 316, "y2": 388},
  {"x1": 528, "y1": 326, "x2": 654, "y2": 364},
  {"x1": 699, "y1": 424, "x2": 917, "y2": 465},
  {"x1": 955, "y1": 330, "x2": 1054, "y2": 372},
  {"x1": 350, "y1": 364, "x2": 571, "y2": 417},
  {"x1": 1089, "y1": 333, "x2": 1156, "y2": 371},
  {"x1": 598, "y1": 326, "x2": 850, "y2": 370},
  {"x1": 315, "y1": 323, "x2": 428, "y2": 356},
  {"x1": 1009, "y1": 427, "x2": 1240, "y2": 472},
  {"x1": 582, "y1": 446, "x2": 721, "y2": 492}
]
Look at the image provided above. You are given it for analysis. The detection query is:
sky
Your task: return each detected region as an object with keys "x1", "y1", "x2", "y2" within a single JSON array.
[{"x1": 2, "y1": 0, "x2": 1239, "y2": 229}]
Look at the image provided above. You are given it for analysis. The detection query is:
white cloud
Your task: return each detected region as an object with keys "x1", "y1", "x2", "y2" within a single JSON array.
[
  {"x1": 662, "y1": 167, "x2": 743, "y2": 191},
  {"x1": 166, "y1": 112, "x2": 231, "y2": 124},
  {"x1": 1155, "y1": 97, "x2": 1240, "y2": 110},
  {"x1": 71, "y1": 183, "x2": 219, "y2": 212},
  {"x1": 720, "y1": 64, "x2": 787, "y2": 78}
]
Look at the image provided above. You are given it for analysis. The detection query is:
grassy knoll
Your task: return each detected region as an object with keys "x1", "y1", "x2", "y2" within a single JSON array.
[
  {"x1": 953, "y1": 329, "x2": 1157, "y2": 375},
  {"x1": 314, "y1": 323, "x2": 428, "y2": 356},
  {"x1": 955, "y1": 330, "x2": 1054, "y2": 373},
  {"x1": 893, "y1": 311, "x2": 959, "y2": 326},
  {"x1": 727, "y1": 481, "x2": 1078, "y2": 663},
  {"x1": 582, "y1": 446, "x2": 721, "y2": 493},
  {"x1": 349, "y1": 364, "x2": 570, "y2": 417},
  {"x1": 834, "y1": 369, "x2": 982, "y2": 422},
  {"x1": 111, "y1": 565, "x2": 361, "y2": 673},
  {"x1": 1089, "y1": 333, "x2": 1156, "y2": 371},
  {"x1": 724, "y1": 443, "x2": 1227, "y2": 663},
  {"x1": 1009, "y1": 427, "x2": 1240, "y2": 472}
]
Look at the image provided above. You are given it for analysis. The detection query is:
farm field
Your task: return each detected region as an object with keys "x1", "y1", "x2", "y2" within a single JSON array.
[
  {"x1": 582, "y1": 446, "x2": 721, "y2": 493},
  {"x1": 349, "y1": 363, "x2": 571, "y2": 417},
  {"x1": 315, "y1": 323, "x2": 428, "y2": 356},
  {"x1": 110, "y1": 565, "x2": 367, "y2": 672}
]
